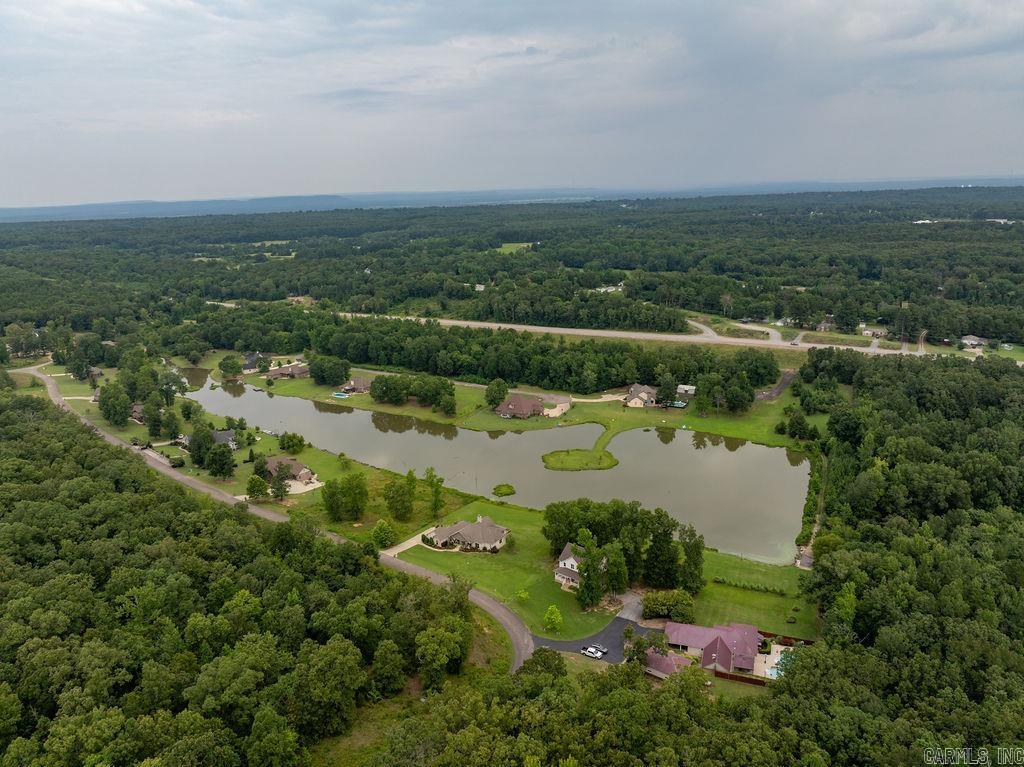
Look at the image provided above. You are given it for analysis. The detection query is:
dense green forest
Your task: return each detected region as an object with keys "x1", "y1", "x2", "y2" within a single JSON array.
[
  {"x1": 0, "y1": 393, "x2": 474, "y2": 765},
  {"x1": 369, "y1": 349, "x2": 1024, "y2": 766},
  {"x1": 2, "y1": 186, "x2": 1024, "y2": 340}
]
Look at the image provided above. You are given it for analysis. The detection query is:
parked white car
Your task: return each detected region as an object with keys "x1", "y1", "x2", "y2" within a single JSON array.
[{"x1": 580, "y1": 646, "x2": 605, "y2": 659}]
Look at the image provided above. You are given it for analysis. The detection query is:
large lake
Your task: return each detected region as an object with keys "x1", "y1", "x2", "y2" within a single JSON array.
[{"x1": 187, "y1": 375, "x2": 809, "y2": 563}]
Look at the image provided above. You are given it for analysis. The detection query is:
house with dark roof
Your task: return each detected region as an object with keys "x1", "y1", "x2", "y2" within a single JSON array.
[
  {"x1": 211, "y1": 429, "x2": 238, "y2": 451},
  {"x1": 554, "y1": 541, "x2": 583, "y2": 587},
  {"x1": 645, "y1": 648, "x2": 693, "y2": 679},
  {"x1": 495, "y1": 394, "x2": 545, "y2": 419},
  {"x1": 425, "y1": 516, "x2": 509, "y2": 551},
  {"x1": 242, "y1": 352, "x2": 270, "y2": 374},
  {"x1": 624, "y1": 383, "x2": 658, "y2": 408},
  {"x1": 553, "y1": 541, "x2": 608, "y2": 587},
  {"x1": 664, "y1": 621, "x2": 762, "y2": 673},
  {"x1": 266, "y1": 456, "x2": 316, "y2": 484}
]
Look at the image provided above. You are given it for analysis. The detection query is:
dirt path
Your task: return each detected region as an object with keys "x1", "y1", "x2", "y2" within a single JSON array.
[
  {"x1": 339, "y1": 313, "x2": 915, "y2": 357},
  {"x1": 16, "y1": 361, "x2": 535, "y2": 670},
  {"x1": 756, "y1": 369, "x2": 796, "y2": 401}
]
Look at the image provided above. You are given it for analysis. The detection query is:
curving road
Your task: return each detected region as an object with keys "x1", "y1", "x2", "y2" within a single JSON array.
[
  {"x1": 16, "y1": 362, "x2": 535, "y2": 670},
  {"x1": 339, "y1": 312, "x2": 923, "y2": 357}
]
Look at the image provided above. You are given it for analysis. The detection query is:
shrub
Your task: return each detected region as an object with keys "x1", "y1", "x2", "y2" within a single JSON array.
[
  {"x1": 371, "y1": 519, "x2": 397, "y2": 549},
  {"x1": 711, "y1": 577, "x2": 788, "y2": 596},
  {"x1": 492, "y1": 483, "x2": 516, "y2": 497},
  {"x1": 543, "y1": 605, "x2": 563, "y2": 633},
  {"x1": 641, "y1": 590, "x2": 695, "y2": 622}
]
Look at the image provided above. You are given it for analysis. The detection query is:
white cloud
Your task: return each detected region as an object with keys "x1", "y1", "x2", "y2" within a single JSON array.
[{"x1": 0, "y1": 0, "x2": 1021, "y2": 205}]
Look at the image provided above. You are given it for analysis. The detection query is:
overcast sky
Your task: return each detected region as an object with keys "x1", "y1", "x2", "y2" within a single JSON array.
[{"x1": 1, "y1": 0, "x2": 1022, "y2": 206}]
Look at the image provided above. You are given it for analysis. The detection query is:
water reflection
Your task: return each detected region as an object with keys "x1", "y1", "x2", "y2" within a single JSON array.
[
  {"x1": 180, "y1": 367, "x2": 211, "y2": 389},
  {"x1": 186, "y1": 379, "x2": 809, "y2": 562}
]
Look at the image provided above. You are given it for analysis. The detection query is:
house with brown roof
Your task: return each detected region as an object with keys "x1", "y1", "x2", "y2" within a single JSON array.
[
  {"x1": 341, "y1": 377, "x2": 371, "y2": 393},
  {"x1": 425, "y1": 515, "x2": 509, "y2": 551},
  {"x1": 624, "y1": 383, "x2": 658, "y2": 408},
  {"x1": 664, "y1": 621, "x2": 762, "y2": 673},
  {"x1": 266, "y1": 456, "x2": 316, "y2": 484},
  {"x1": 495, "y1": 394, "x2": 545, "y2": 419},
  {"x1": 130, "y1": 403, "x2": 145, "y2": 423},
  {"x1": 265, "y1": 363, "x2": 310, "y2": 380}
]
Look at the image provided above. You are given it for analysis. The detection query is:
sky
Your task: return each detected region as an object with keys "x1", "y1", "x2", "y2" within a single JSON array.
[{"x1": 0, "y1": 0, "x2": 1022, "y2": 207}]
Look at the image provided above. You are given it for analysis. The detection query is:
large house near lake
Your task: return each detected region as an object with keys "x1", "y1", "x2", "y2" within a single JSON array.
[
  {"x1": 265, "y1": 362, "x2": 310, "y2": 380},
  {"x1": 211, "y1": 429, "x2": 238, "y2": 451},
  {"x1": 341, "y1": 377, "x2": 371, "y2": 393},
  {"x1": 425, "y1": 515, "x2": 509, "y2": 551},
  {"x1": 624, "y1": 383, "x2": 658, "y2": 408},
  {"x1": 242, "y1": 352, "x2": 271, "y2": 374},
  {"x1": 664, "y1": 621, "x2": 762, "y2": 674},
  {"x1": 495, "y1": 394, "x2": 545, "y2": 419},
  {"x1": 266, "y1": 456, "x2": 316, "y2": 484}
]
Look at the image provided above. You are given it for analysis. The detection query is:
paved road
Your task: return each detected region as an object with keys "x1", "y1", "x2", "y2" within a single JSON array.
[
  {"x1": 340, "y1": 312, "x2": 922, "y2": 357},
  {"x1": 17, "y1": 362, "x2": 535, "y2": 671},
  {"x1": 533, "y1": 617, "x2": 650, "y2": 665}
]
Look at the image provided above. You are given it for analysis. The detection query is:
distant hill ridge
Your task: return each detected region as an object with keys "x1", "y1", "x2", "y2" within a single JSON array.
[{"x1": 2, "y1": 177, "x2": 1022, "y2": 223}]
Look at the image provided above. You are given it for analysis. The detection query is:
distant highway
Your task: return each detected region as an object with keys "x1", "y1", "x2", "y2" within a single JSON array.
[{"x1": 339, "y1": 313, "x2": 924, "y2": 357}]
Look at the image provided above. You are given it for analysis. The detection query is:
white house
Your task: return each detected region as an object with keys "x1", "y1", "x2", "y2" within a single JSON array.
[{"x1": 554, "y1": 542, "x2": 582, "y2": 587}]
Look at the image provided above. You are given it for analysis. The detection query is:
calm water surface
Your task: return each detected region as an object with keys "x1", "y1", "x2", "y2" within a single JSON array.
[{"x1": 186, "y1": 373, "x2": 808, "y2": 562}]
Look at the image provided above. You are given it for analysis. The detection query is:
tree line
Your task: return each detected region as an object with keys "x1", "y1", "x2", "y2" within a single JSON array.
[{"x1": 0, "y1": 392, "x2": 476, "y2": 765}]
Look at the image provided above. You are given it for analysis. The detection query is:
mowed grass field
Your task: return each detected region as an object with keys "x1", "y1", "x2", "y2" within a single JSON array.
[
  {"x1": 694, "y1": 550, "x2": 819, "y2": 639},
  {"x1": 399, "y1": 503, "x2": 821, "y2": 642},
  {"x1": 398, "y1": 500, "x2": 617, "y2": 639}
]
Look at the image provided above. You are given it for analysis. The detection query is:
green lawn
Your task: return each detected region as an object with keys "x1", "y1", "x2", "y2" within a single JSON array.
[
  {"x1": 708, "y1": 675, "x2": 770, "y2": 699},
  {"x1": 542, "y1": 447, "x2": 618, "y2": 470},
  {"x1": 398, "y1": 501, "x2": 617, "y2": 639},
  {"x1": 246, "y1": 371, "x2": 488, "y2": 421},
  {"x1": 497, "y1": 242, "x2": 533, "y2": 253},
  {"x1": 693, "y1": 551, "x2": 818, "y2": 639},
  {"x1": 802, "y1": 332, "x2": 871, "y2": 348},
  {"x1": 703, "y1": 550, "x2": 804, "y2": 594},
  {"x1": 67, "y1": 390, "x2": 472, "y2": 544}
]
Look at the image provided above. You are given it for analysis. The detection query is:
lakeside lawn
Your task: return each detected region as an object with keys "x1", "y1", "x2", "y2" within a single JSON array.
[
  {"x1": 399, "y1": 500, "x2": 617, "y2": 639},
  {"x1": 245, "y1": 370, "x2": 488, "y2": 421},
  {"x1": 694, "y1": 551, "x2": 819, "y2": 639},
  {"x1": 68, "y1": 392, "x2": 472, "y2": 545},
  {"x1": 399, "y1": 502, "x2": 821, "y2": 642},
  {"x1": 193, "y1": 349, "x2": 826, "y2": 464}
]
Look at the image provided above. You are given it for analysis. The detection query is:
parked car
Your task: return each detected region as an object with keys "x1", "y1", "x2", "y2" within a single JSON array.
[
  {"x1": 790, "y1": 340, "x2": 800, "y2": 346},
  {"x1": 580, "y1": 646, "x2": 605, "y2": 659}
]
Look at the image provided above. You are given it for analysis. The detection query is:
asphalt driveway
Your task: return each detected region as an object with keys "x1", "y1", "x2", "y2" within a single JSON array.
[{"x1": 532, "y1": 617, "x2": 652, "y2": 664}]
